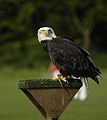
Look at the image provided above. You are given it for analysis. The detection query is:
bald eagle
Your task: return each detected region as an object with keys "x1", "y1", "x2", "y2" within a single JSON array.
[{"x1": 37, "y1": 27, "x2": 101, "y2": 84}]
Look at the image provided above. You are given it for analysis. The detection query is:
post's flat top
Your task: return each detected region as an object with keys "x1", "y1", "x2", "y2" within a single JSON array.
[{"x1": 18, "y1": 79, "x2": 82, "y2": 89}]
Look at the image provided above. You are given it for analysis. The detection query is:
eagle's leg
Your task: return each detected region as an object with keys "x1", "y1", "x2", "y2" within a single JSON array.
[
  {"x1": 52, "y1": 74, "x2": 70, "y2": 82},
  {"x1": 58, "y1": 74, "x2": 67, "y2": 82}
]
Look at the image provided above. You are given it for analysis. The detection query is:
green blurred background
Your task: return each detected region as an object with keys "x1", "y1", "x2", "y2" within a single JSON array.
[{"x1": 0, "y1": 0, "x2": 107, "y2": 120}]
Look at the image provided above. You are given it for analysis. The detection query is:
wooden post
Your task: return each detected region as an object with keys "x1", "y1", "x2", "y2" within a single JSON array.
[{"x1": 18, "y1": 79, "x2": 82, "y2": 120}]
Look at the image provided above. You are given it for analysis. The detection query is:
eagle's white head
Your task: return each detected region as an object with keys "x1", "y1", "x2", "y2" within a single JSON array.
[{"x1": 37, "y1": 27, "x2": 57, "y2": 42}]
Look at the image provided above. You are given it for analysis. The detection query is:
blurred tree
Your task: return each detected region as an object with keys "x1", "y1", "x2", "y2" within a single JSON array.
[{"x1": 68, "y1": 0, "x2": 107, "y2": 50}]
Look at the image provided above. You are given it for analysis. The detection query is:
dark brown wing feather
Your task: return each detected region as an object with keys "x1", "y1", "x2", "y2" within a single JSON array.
[{"x1": 42, "y1": 37, "x2": 101, "y2": 84}]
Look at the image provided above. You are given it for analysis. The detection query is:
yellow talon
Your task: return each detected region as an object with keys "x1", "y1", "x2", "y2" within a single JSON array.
[{"x1": 52, "y1": 74, "x2": 70, "y2": 82}]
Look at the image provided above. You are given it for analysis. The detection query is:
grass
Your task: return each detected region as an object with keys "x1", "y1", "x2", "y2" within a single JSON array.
[{"x1": 0, "y1": 67, "x2": 107, "y2": 120}]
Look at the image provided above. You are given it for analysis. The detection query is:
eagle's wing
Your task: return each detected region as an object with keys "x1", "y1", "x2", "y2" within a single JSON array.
[
  {"x1": 47, "y1": 37, "x2": 87, "y2": 73},
  {"x1": 47, "y1": 37, "x2": 101, "y2": 84}
]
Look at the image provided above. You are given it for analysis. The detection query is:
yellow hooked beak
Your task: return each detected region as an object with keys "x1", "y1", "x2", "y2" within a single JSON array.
[{"x1": 43, "y1": 30, "x2": 48, "y2": 36}]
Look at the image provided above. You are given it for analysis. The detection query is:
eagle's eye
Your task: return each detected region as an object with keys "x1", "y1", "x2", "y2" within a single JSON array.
[
  {"x1": 42, "y1": 30, "x2": 45, "y2": 32},
  {"x1": 39, "y1": 30, "x2": 45, "y2": 34}
]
